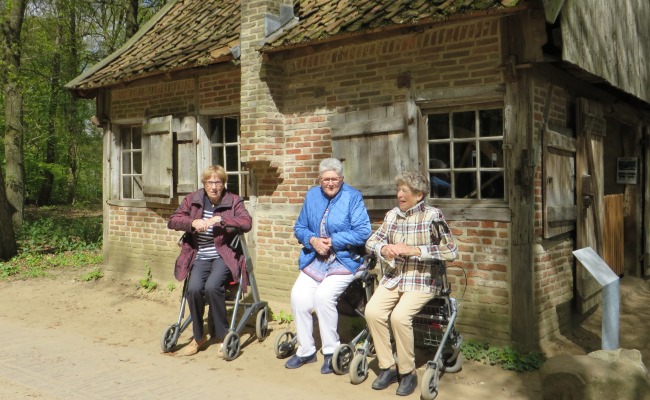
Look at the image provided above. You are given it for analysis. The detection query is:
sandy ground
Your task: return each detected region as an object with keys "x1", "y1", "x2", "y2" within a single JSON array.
[{"x1": 1, "y1": 265, "x2": 649, "y2": 400}]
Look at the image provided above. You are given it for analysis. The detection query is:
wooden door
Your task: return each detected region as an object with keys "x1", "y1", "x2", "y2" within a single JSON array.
[{"x1": 575, "y1": 97, "x2": 606, "y2": 313}]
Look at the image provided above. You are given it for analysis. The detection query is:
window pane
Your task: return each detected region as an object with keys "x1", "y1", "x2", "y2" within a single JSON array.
[
  {"x1": 453, "y1": 143, "x2": 476, "y2": 168},
  {"x1": 122, "y1": 153, "x2": 131, "y2": 174},
  {"x1": 132, "y1": 128, "x2": 142, "y2": 149},
  {"x1": 225, "y1": 117, "x2": 238, "y2": 143},
  {"x1": 211, "y1": 119, "x2": 224, "y2": 143},
  {"x1": 454, "y1": 172, "x2": 477, "y2": 199},
  {"x1": 430, "y1": 173, "x2": 451, "y2": 198},
  {"x1": 479, "y1": 109, "x2": 503, "y2": 137},
  {"x1": 453, "y1": 111, "x2": 475, "y2": 139},
  {"x1": 133, "y1": 176, "x2": 143, "y2": 199},
  {"x1": 428, "y1": 114, "x2": 449, "y2": 140},
  {"x1": 122, "y1": 177, "x2": 132, "y2": 199},
  {"x1": 429, "y1": 144, "x2": 450, "y2": 168},
  {"x1": 212, "y1": 148, "x2": 223, "y2": 166},
  {"x1": 133, "y1": 151, "x2": 142, "y2": 174},
  {"x1": 480, "y1": 172, "x2": 504, "y2": 199},
  {"x1": 479, "y1": 141, "x2": 502, "y2": 168},
  {"x1": 225, "y1": 146, "x2": 239, "y2": 171},
  {"x1": 228, "y1": 178, "x2": 240, "y2": 196},
  {"x1": 123, "y1": 133, "x2": 131, "y2": 150}
]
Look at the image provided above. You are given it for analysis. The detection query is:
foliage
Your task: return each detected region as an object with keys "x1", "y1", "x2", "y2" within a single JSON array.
[
  {"x1": 271, "y1": 309, "x2": 294, "y2": 324},
  {"x1": 81, "y1": 267, "x2": 104, "y2": 281},
  {"x1": 1, "y1": 0, "x2": 170, "y2": 207},
  {"x1": 461, "y1": 339, "x2": 546, "y2": 372},
  {"x1": 166, "y1": 282, "x2": 176, "y2": 292},
  {"x1": 18, "y1": 206, "x2": 102, "y2": 252},
  {"x1": 0, "y1": 206, "x2": 102, "y2": 280},
  {"x1": 138, "y1": 265, "x2": 158, "y2": 292}
]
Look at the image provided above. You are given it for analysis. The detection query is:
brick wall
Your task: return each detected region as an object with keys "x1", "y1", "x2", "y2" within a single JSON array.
[
  {"x1": 105, "y1": 205, "x2": 180, "y2": 284},
  {"x1": 112, "y1": 79, "x2": 197, "y2": 120}
]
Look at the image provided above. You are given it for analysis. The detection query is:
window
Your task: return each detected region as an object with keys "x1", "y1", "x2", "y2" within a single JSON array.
[
  {"x1": 121, "y1": 126, "x2": 143, "y2": 199},
  {"x1": 427, "y1": 108, "x2": 504, "y2": 200},
  {"x1": 209, "y1": 116, "x2": 249, "y2": 197}
]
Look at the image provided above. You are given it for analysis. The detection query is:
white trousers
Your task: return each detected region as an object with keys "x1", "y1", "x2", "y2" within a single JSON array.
[{"x1": 290, "y1": 271, "x2": 356, "y2": 357}]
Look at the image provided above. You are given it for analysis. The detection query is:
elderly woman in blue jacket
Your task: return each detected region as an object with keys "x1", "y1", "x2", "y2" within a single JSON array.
[{"x1": 285, "y1": 158, "x2": 371, "y2": 374}]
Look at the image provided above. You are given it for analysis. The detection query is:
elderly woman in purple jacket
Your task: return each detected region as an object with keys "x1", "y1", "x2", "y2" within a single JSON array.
[
  {"x1": 285, "y1": 158, "x2": 371, "y2": 374},
  {"x1": 168, "y1": 165, "x2": 252, "y2": 357}
]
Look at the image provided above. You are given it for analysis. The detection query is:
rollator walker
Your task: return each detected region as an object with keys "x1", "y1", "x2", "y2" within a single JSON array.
[{"x1": 160, "y1": 227, "x2": 269, "y2": 360}]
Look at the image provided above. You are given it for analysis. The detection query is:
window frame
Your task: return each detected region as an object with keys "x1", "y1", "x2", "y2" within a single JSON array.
[
  {"x1": 206, "y1": 115, "x2": 249, "y2": 198},
  {"x1": 421, "y1": 102, "x2": 507, "y2": 205},
  {"x1": 120, "y1": 125, "x2": 144, "y2": 200}
]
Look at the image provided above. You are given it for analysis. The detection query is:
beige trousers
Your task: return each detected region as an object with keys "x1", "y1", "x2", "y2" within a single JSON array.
[{"x1": 365, "y1": 284, "x2": 434, "y2": 374}]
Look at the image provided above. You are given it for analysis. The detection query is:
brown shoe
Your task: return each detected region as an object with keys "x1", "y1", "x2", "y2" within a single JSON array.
[{"x1": 183, "y1": 336, "x2": 207, "y2": 356}]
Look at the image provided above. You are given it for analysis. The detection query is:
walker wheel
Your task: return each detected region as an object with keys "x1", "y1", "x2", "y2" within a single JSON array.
[
  {"x1": 255, "y1": 307, "x2": 269, "y2": 342},
  {"x1": 349, "y1": 353, "x2": 369, "y2": 384},
  {"x1": 443, "y1": 353, "x2": 463, "y2": 373},
  {"x1": 332, "y1": 344, "x2": 354, "y2": 374},
  {"x1": 223, "y1": 331, "x2": 241, "y2": 361},
  {"x1": 273, "y1": 329, "x2": 296, "y2": 359},
  {"x1": 160, "y1": 323, "x2": 180, "y2": 353},
  {"x1": 420, "y1": 365, "x2": 440, "y2": 400}
]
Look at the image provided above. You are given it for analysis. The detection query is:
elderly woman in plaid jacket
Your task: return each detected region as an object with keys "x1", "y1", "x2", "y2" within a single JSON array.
[{"x1": 364, "y1": 170, "x2": 458, "y2": 396}]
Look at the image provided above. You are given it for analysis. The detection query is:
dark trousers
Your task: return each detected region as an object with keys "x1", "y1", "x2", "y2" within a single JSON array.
[{"x1": 187, "y1": 258, "x2": 232, "y2": 341}]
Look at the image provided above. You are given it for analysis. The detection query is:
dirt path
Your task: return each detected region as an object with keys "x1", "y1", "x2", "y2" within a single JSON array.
[{"x1": 2, "y1": 266, "x2": 648, "y2": 400}]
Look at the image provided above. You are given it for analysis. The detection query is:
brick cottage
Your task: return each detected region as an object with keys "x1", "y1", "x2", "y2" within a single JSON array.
[{"x1": 67, "y1": 0, "x2": 650, "y2": 351}]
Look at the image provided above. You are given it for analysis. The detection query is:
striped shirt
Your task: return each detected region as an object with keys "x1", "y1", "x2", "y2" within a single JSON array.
[
  {"x1": 365, "y1": 201, "x2": 457, "y2": 294},
  {"x1": 195, "y1": 203, "x2": 220, "y2": 261}
]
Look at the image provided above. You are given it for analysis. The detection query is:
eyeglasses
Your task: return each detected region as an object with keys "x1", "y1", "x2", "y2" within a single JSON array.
[
  {"x1": 205, "y1": 180, "x2": 224, "y2": 187},
  {"x1": 320, "y1": 177, "x2": 342, "y2": 183}
]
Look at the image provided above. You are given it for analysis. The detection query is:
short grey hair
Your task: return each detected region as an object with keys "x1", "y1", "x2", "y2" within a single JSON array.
[
  {"x1": 395, "y1": 170, "x2": 429, "y2": 197},
  {"x1": 319, "y1": 158, "x2": 343, "y2": 177}
]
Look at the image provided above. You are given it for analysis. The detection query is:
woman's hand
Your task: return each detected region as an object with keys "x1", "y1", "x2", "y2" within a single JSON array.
[
  {"x1": 192, "y1": 219, "x2": 210, "y2": 232},
  {"x1": 310, "y1": 237, "x2": 332, "y2": 256},
  {"x1": 381, "y1": 243, "x2": 421, "y2": 260}
]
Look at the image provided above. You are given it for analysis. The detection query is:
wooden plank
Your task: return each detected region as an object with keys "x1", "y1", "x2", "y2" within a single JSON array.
[
  {"x1": 143, "y1": 184, "x2": 172, "y2": 197},
  {"x1": 547, "y1": 205, "x2": 577, "y2": 222},
  {"x1": 603, "y1": 194, "x2": 624, "y2": 276},
  {"x1": 330, "y1": 116, "x2": 405, "y2": 138},
  {"x1": 177, "y1": 129, "x2": 194, "y2": 142},
  {"x1": 545, "y1": 126, "x2": 576, "y2": 152},
  {"x1": 416, "y1": 84, "x2": 505, "y2": 103},
  {"x1": 142, "y1": 121, "x2": 172, "y2": 136}
]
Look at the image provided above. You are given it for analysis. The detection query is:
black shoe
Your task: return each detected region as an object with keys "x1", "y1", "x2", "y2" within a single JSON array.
[
  {"x1": 284, "y1": 352, "x2": 317, "y2": 369},
  {"x1": 396, "y1": 371, "x2": 418, "y2": 396},
  {"x1": 371, "y1": 367, "x2": 398, "y2": 390},
  {"x1": 321, "y1": 354, "x2": 333, "y2": 374}
]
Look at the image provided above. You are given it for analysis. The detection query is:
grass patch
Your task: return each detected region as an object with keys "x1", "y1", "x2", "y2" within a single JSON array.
[
  {"x1": 1, "y1": 206, "x2": 103, "y2": 280},
  {"x1": 461, "y1": 339, "x2": 546, "y2": 372}
]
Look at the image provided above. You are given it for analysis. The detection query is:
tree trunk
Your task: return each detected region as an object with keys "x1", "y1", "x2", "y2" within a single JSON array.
[
  {"x1": 64, "y1": 0, "x2": 80, "y2": 205},
  {"x1": 2, "y1": 0, "x2": 28, "y2": 228},
  {"x1": 125, "y1": 0, "x2": 139, "y2": 38},
  {"x1": 0, "y1": 168, "x2": 17, "y2": 261}
]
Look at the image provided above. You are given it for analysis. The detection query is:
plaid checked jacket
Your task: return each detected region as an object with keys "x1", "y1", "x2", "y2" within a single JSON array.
[{"x1": 365, "y1": 201, "x2": 457, "y2": 294}]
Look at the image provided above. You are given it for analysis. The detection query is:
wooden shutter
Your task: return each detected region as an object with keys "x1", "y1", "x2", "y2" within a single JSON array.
[
  {"x1": 142, "y1": 116, "x2": 173, "y2": 204},
  {"x1": 331, "y1": 102, "x2": 416, "y2": 210},
  {"x1": 176, "y1": 116, "x2": 197, "y2": 196},
  {"x1": 543, "y1": 124, "x2": 577, "y2": 238}
]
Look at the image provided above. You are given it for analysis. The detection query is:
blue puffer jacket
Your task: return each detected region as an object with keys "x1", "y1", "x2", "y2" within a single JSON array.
[{"x1": 294, "y1": 183, "x2": 371, "y2": 273}]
